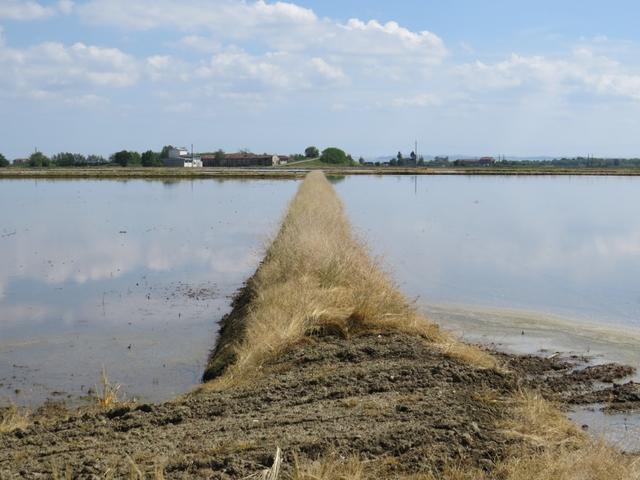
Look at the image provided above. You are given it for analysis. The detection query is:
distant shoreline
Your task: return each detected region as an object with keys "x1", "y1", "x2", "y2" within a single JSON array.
[{"x1": 2, "y1": 165, "x2": 640, "y2": 179}]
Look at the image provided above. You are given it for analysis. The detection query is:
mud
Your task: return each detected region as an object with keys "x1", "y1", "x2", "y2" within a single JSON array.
[
  {"x1": 496, "y1": 352, "x2": 638, "y2": 410},
  {"x1": 1, "y1": 332, "x2": 636, "y2": 479},
  {"x1": 1, "y1": 333, "x2": 519, "y2": 479}
]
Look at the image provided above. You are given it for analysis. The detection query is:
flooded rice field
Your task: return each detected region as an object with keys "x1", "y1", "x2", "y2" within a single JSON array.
[
  {"x1": 1, "y1": 175, "x2": 640, "y2": 424},
  {"x1": 0, "y1": 178, "x2": 299, "y2": 405}
]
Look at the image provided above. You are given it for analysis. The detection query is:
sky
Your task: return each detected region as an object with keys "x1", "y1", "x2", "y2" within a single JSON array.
[{"x1": 1, "y1": 0, "x2": 640, "y2": 159}]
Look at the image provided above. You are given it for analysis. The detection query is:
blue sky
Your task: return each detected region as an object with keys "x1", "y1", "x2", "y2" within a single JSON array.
[{"x1": 1, "y1": 0, "x2": 640, "y2": 159}]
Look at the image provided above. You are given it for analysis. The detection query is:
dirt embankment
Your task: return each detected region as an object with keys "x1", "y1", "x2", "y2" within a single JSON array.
[
  {"x1": 2, "y1": 171, "x2": 639, "y2": 479},
  {"x1": 0, "y1": 331, "x2": 636, "y2": 479}
]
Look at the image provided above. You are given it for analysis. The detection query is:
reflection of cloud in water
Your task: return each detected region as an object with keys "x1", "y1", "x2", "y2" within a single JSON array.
[
  {"x1": 0, "y1": 304, "x2": 49, "y2": 327},
  {"x1": 338, "y1": 175, "x2": 640, "y2": 326},
  {"x1": 0, "y1": 179, "x2": 298, "y2": 338}
]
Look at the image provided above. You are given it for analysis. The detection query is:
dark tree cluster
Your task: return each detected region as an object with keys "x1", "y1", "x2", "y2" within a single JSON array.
[{"x1": 390, "y1": 151, "x2": 423, "y2": 166}]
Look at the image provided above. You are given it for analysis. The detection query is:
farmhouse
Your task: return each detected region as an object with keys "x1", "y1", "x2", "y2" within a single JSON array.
[
  {"x1": 454, "y1": 156, "x2": 496, "y2": 167},
  {"x1": 202, "y1": 152, "x2": 288, "y2": 167},
  {"x1": 164, "y1": 147, "x2": 203, "y2": 168}
]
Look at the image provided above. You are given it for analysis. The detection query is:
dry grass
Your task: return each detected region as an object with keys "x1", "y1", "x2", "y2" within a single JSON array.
[
  {"x1": 499, "y1": 389, "x2": 584, "y2": 447},
  {"x1": 293, "y1": 452, "x2": 366, "y2": 480},
  {"x1": 205, "y1": 171, "x2": 495, "y2": 388},
  {"x1": 0, "y1": 405, "x2": 30, "y2": 433},
  {"x1": 94, "y1": 368, "x2": 122, "y2": 410},
  {"x1": 290, "y1": 443, "x2": 640, "y2": 480},
  {"x1": 200, "y1": 171, "x2": 640, "y2": 479}
]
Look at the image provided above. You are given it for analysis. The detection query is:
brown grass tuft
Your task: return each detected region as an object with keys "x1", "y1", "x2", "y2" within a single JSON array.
[
  {"x1": 293, "y1": 452, "x2": 365, "y2": 480},
  {"x1": 204, "y1": 171, "x2": 495, "y2": 388},
  {"x1": 499, "y1": 389, "x2": 584, "y2": 447},
  {"x1": 95, "y1": 368, "x2": 122, "y2": 410},
  {"x1": 0, "y1": 405, "x2": 30, "y2": 433}
]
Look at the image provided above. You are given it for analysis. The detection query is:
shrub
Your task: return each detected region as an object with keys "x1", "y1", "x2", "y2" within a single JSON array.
[{"x1": 320, "y1": 147, "x2": 348, "y2": 164}]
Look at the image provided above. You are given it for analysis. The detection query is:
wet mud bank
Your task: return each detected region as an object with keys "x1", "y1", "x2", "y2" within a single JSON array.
[{"x1": 1, "y1": 332, "x2": 637, "y2": 479}]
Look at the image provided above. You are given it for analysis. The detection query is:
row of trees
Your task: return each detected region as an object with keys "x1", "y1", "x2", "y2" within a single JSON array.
[
  {"x1": 390, "y1": 151, "x2": 425, "y2": 166},
  {"x1": 0, "y1": 146, "x2": 180, "y2": 168}
]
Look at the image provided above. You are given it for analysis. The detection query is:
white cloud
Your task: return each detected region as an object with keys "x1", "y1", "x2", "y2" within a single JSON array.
[
  {"x1": 392, "y1": 93, "x2": 440, "y2": 108},
  {"x1": 310, "y1": 57, "x2": 347, "y2": 82},
  {"x1": 178, "y1": 35, "x2": 221, "y2": 53},
  {"x1": 78, "y1": 0, "x2": 317, "y2": 32},
  {"x1": 0, "y1": 0, "x2": 53, "y2": 20},
  {"x1": 457, "y1": 49, "x2": 640, "y2": 101},
  {"x1": 196, "y1": 50, "x2": 292, "y2": 88},
  {"x1": 57, "y1": 0, "x2": 74, "y2": 15},
  {"x1": 0, "y1": 0, "x2": 73, "y2": 20},
  {"x1": 78, "y1": 0, "x2": 447, "y2": 66},
  {"x1": 0, "y1": 39, "x2": 140, "y2": 100}
]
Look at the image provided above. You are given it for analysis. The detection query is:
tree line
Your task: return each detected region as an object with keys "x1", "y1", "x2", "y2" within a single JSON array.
[{"x1": 0, "y1": 145, "x2": 178, "y2": 168}]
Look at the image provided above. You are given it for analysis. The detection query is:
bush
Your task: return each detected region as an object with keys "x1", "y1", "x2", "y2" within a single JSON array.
[
  {"x1": 52, "y1": 152, "x2": 87, "y2": 167},
  {"x1": 141, "y1": 150, "x2": 161, "y2": 167},
  {"x1": 305, "y1": 146, "x2": 319, "y2": 158},
  {"x1": 28, "y1": 151, "x2": 50, "y2": 167},
  {"x1": 0, "y1": 153, "x2": 8, "y2": 168},
  {"x1": 111, "y1": 151, "x2": 130, "y2": 167},
  {"x1": 320, "y1": 147, "x2": 348, "y2": 165}
]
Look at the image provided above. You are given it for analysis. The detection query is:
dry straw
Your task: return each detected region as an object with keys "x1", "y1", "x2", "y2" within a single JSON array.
[{"x1": 203, "y1": 171, "x2": 495, "y2": 388}]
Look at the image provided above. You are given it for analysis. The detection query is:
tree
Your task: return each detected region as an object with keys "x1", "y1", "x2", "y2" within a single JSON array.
[
  {"x1": 397, "y1": 151, "x2": 403, "y2": 162},
  {"x1": 304, "y1": 146, "x2": 319, "y2": 158},
  {"x1": 129, "y1": 151, "x2": 141, "y2": 166},
  {"x1": 28, "y1": 151, "x2": 50, "y2": 167},
  {"x1": 320, "y1": 147, "x2": 348, "y2": 164},
  {"x1": 52, "y1": 152, "x2": 86, "y2": 167},
  {"x1": 214, "y1": 150, "x2": 225, "y2": 162},
  {"x1": 141, "y1": 150, "x2": 161, "y2": 167},
  {"x1": 111, "y1": 150, "x2": 134, "y2": 167},
  {"x1": 410, "y1": 151, "x2": 417, "y2": 164},
  {"x1": 160, "y1": 145, "x2": 174, "y2": 159},
  {"x1": 389, "y1": 159, "x2": 397, "y2": 166},
  {"x1": 86, "y1": 154, "x2": 107, "y2": 164},
  {"x1": 0, "y1": 153, "x2": 8, "y2": 168},
  {"x1": 358, "y1": 157, "x2": 365, "y2": 165}
]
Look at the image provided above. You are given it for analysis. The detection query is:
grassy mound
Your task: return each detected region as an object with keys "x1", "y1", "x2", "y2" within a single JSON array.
[
  {"x1": 203, "y1": 171, "x2": 495, "y2": 387},
  {"x1": 202, "y1": 171, "x2": 639, "y2": 479}
]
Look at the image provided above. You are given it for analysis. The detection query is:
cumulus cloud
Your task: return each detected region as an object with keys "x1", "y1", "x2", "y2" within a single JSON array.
[
  {"x1": 0, "y1": 39, "x2": 143, "y2": 100},
  {"x1": 0, "y1": 0, "x2": 73, "y2": 20},
  {"x1": 0, "y1": 0, "x2": 53, "y2": 20},
  {"x1": 78, "y1": 0, "x2": 447, "y2": 65},
  {"x1": 457, "y1": 48, "x2": 640, "y2": 101},
  {"x1": 78, "y1": 0, "x2": 317, "y2": 32},
  {"x1": 310, "y1": 57, "x2": 347, "y2": 82}
]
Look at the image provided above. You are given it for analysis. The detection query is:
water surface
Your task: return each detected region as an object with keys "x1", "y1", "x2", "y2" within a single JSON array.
[
  {"x1": 0, "y1": 178, "x2": 299, "y2": 405},
  {"x1": 337, "y1": 175, "x2": 640, "y2": 328},
  {"x1": 2, "y1": 174, "x2": 640, "y2": 418}
]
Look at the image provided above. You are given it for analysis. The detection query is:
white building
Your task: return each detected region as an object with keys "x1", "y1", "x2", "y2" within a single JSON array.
[{"x1": 164, "y1": 147, "x2": 203, "y2": 168}]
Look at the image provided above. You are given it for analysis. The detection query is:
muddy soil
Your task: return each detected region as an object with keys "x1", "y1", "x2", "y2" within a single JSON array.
[
  {"x1": 1, "y1": 332, "x2": 636, "y2": 479},
  {"x1": 496, "y1": 352, "x2": 638, "y2": 410}
]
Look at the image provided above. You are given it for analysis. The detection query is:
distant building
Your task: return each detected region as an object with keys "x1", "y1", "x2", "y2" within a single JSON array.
[
  {"x1": 164, "y1": 147, "x2": 202, "y2": 168},
  {"x1": 202, "y1": 152, "x2": 288, "y2": 167},
  {"x1": 12, "y1": 158, "x2": 28, "y2": 165},
  {"x1": 454, "y1": 156, "x2": 496, "y2": 167}
]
